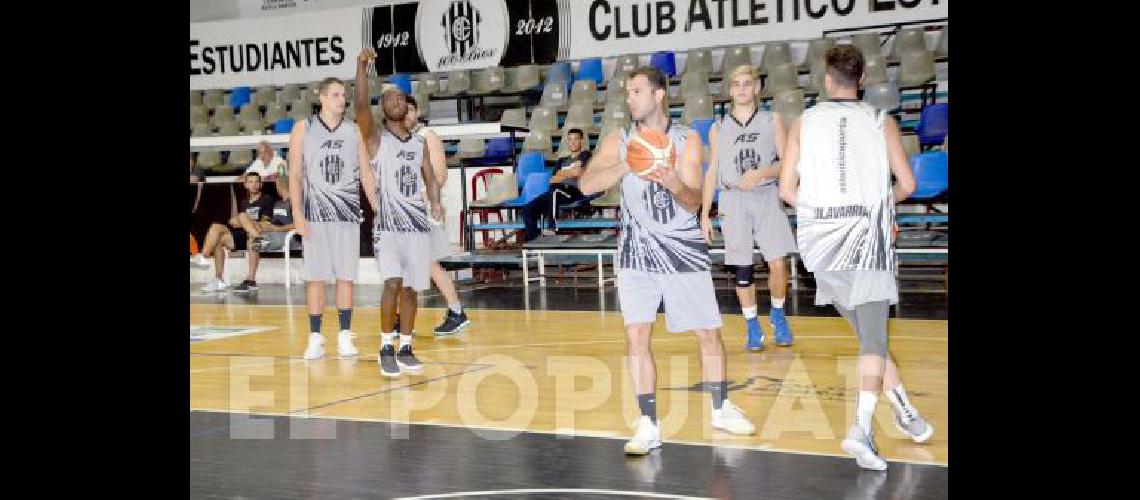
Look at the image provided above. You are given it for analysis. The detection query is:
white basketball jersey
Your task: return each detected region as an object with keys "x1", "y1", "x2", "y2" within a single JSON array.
[{"x1": 795, "y1": 100, "x2": 896, "y2": 272}]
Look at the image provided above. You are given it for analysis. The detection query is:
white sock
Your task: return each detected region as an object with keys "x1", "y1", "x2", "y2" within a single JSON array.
[
  {"x1": 771, "y1": 297, "x2": 786, "y2": 309},
  {"x1": 381, "y1": 332, "x2": 397, "y2": 346},
  {"x1": 856, "y1": 391, "x2": 878, "y2": 433},
  {"x1": 400, "y1": 334, "x2": 413, "y2": 348},
  {"x1": 885, "y1": 385, "x2": 917, "y2": 417},
  {"x1": 449, "y1": 304, "x2": 463, "y2": 315},
  {"x1": 742, "y1": 306, "x2": 758, "y2": 319}
]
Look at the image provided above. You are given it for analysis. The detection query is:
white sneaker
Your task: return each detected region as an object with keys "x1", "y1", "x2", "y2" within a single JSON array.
[
  {"x1": 200, "y1": 279, "x2": 228, "y2": 292},
  {"x1": 893, "y1": 408, "x2": 934, "y2": 444},
  {"x1": 841, "y1": 424, "x2": 888, "y2": 471},
  {"x1": 623, "y1": 416, "x2": 662, "y2": 456},
  {"x1": 303, "y1": 332, "x2": 325, "y2": 360},
  {"x1": 337, "y1": 330, "x2": 358, "y2": 358},
  {"x1": 191, "y1": 254, "x2": 211, "y2": 269},
  {"x1": 711, "y1": 400, "x2": 756, "y2": 436}
]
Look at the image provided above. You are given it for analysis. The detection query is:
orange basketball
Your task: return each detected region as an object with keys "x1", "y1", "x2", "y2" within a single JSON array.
[{"x1": 627, "y1": 127, "x2": 675, "y2": 177}]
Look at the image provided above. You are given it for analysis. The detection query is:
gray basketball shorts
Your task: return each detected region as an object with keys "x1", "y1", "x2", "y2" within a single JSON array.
[
  {"x1": 719, "y1": 187, "x2": 797, "y2": 266},
  {"x1": 617, "y1": 269, "x2": 724, "y2": 333},
  {"x1": 304, "y1": 222, "x2": 360, "y2": 282},
  {"x1": 429, "y1": 220, "x2": 451, "y2": 261},
  {"x1": 374, "y1": 230, "x2": 432, "y2": 291}
]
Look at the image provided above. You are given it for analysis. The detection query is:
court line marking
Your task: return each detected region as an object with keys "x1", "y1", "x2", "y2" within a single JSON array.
[
  {"x1": 189, "y1": 408, "x2": 947, "y2": 468},
  {"x1": 189, "y1": 334, "x2": 945, "y2": 371},
  {"x1": 394, "y1": 489, "x2": 713, "y2": 499},
  {"x1": 190, "y1": 364, "x2": 492, "y2": 438},
  {"x1": 189, "y1": 353, "x2": 497, "y2": 369},
  {"x1": 190, "y1": 326, "x2": 276, "y2": 343},
  {"x1": 298, "y1": 364, "x2": 493, "y2": 414},
  {"x1": 190, "y1": 303, "x2": 950, "y2": 323},
  {"x1": 190, "y1": 334, "x2": 944, "y2": 362}
]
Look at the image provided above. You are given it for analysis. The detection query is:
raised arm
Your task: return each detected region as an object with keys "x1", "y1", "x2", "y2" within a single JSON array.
[{"x1": 355, "y1": 49, "x2": 377, "y2": 145}]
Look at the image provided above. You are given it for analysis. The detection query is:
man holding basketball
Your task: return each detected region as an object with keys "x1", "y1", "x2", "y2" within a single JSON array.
[{"x1": 580, "y1": 66, "x2": 755, "y2": 456}]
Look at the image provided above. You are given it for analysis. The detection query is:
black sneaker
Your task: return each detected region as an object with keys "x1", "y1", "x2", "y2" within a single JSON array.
[
  {"x1": 396, "y1": 344, "x2": 424, "y2": 374},
  {"x1": 233, "y1": 279, "x2": 259, "y2": 293},
  {"x1": 434, "y1": 310, "x2": 471, "y2": 336},
  {"x1": 379, "y1": 345, "x2": 400, "y2": 378}
]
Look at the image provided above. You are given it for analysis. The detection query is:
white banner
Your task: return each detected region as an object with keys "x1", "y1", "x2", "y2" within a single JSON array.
[
  {"x1": 190, "y1": 0, "x2": 947, "y2": 90},
  {"x1": 189, "y1": 7, "x2": 363, "y2": 90},
  {"x1": 415, "y1": 0, "x2": 511, "y2": 72},
  {"x1": 569, "y1": 0, "x2": 946, "y2": 59}
]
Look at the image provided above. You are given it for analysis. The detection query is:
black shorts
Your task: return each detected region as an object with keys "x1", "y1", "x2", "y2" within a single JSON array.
[{"x1": 230, "y1": 228, "x2": 249, "y2": 251}]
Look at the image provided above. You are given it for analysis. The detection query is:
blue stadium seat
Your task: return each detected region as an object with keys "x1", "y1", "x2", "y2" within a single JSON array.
[
  {"x1": 691, "y1": 118, "x2": 715, "y2": 145},
  {"x1": 273, "y1": 118, "x2": 295, "y2": 133},
  {"x1": 389, "y1": 73, "x2": 413, "y2": 95},
  {"x1": 650, "y1": 51, "x2": 677, "y2": 78},
  {"x1": 909, "y1": 151, "x2": 948, "y2": 199},
  {"x1": 576, "y1": 58, "x2": 605, "y2": 85},
  {"x1": 515, "y1": 151, "x2": 547, "y2": 189},
  {"x1": 915, "y1": 103, "x2": 948, "y2": 145},
  {"x1": 230, "y1": 86, "x2": 252, "y2": 109},
  {"x1": 503, "y1": 172, "x2": 552, "y2": 206}
]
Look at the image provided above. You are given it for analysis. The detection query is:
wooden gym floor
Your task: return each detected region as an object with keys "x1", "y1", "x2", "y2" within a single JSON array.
[{"x1": 191, "y1": 283, "x2": 947, "y2": 499}]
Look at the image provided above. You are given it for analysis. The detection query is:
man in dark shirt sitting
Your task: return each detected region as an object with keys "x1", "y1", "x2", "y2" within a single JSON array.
[
  {"x1": 199, "y1": 172, "x2": 275, "y2": 293},
  {"x1": 522, "y1": 128, "x2": 593, "y2": 241}
]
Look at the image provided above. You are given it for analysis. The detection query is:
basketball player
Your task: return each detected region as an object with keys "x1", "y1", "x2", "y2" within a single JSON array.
[
  {"x1": 404, "y1": 94, "x2": 471, "y2": 336},
  {"x1": 700, "y1": 64, "x2": 796, "y2": 351},
  {"x1": 354, "y1": 49, "x2": 442, "y2": 377},
  {"x1": 580, "y1": 66, "x2": 755, "y2": 456},
  {"x1": 353, "y1": 87, "x2": 469, "y2": 337},
  {"x1": 778, "y1": 45, "x2": 933, "y2": 470},
  {"x1": 288, "y1": 77, "x2": 378, "y2": 361}
]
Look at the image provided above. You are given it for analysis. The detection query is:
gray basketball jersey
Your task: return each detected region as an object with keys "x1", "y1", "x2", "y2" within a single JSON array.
[
  {"x1": 616, "y1": 121, "x2": 709, "y2": 273},
  {"x1": 715, "y1": 109, "x2": 780, "y2": 192},
  {"x1": 301, "y1": 115, "x2": 362, "y2": 223},
  {"x1": 373, "y1": 127, "x2": 431, "y2": 233}
]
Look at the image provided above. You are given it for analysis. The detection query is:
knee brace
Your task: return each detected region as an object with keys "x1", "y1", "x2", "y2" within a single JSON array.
[{"x1": 734, "y1": 265, "x2": 754, "y2": 288}]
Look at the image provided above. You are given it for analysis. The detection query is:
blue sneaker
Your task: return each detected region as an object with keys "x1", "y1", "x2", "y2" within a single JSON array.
[
  {"x1": 745, "y1": 317, "x2": 765, "y2": 351},
  {"x1": 771, "y1": 307, "x2": 793, "y2": 346}
]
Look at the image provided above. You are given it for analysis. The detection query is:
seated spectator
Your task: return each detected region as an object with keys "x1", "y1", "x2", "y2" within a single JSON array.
[
  {"x1": 191, "y1": 153, "x2": 209, "y2": 266},
  {"x1": 522, "y1": 128, "x2": 593, "y2": 241},
  {"x1": 197, "y1": 172, "x2": 275, "y2": 293},
  {"x1": 245, "y1": 141, "x2": 287, "y2": 180}
]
